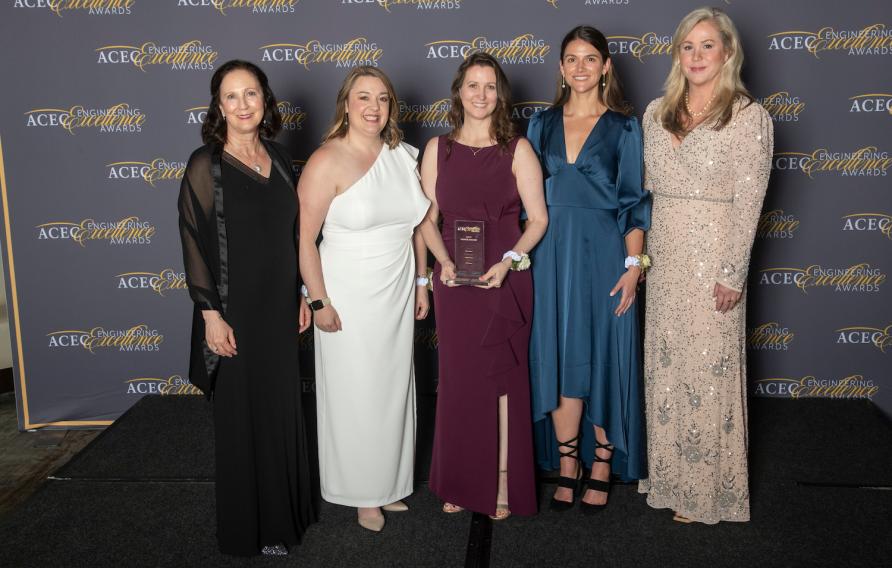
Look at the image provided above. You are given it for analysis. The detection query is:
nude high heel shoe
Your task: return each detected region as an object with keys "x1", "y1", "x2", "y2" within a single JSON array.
[
  {"x1": 357, "y1": 508, "x2": 385, "y2": 532},
  {"x1": 382, "y1": 500, "x2": 409, "y2": 512}
]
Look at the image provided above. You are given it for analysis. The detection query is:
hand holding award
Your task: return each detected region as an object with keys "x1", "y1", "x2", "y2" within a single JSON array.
[{"x1": 452, "y1": 219, "x2": 485, "y2": 286}]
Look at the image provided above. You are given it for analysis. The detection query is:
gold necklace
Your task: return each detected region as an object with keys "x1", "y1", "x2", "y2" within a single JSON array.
[
  {"x1": 465, "y1": 141, "x2": 494, "y2": 157},
  {"x1": 684, "y1": 89, "x2": 717, "y2": 118}
]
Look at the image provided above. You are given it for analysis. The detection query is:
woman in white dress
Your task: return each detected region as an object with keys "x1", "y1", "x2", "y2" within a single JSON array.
[{"x1": 298, "y1": 66, "x2": 431, "y2": 532}]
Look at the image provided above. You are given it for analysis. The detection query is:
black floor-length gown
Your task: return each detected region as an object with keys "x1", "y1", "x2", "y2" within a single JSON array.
[{"x1": 178, "y1": 143, "x2": 316, "y2": 556}]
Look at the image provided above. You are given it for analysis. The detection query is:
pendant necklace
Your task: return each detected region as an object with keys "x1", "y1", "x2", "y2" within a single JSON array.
[
  {"x1": 466, "y1": 141, "x2": 492, "y2": 157},
  {"x1": 227, "y1": 144, "x2": 263, "y2": 173}
]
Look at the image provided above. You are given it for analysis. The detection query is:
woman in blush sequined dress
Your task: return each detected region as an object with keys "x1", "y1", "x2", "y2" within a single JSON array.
[{"x1": 637, "y1": 7, "x2": 773, "y2": 524}]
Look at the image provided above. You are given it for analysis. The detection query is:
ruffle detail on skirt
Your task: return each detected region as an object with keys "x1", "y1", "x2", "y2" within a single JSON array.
[{"x1": 481, "y1": 279, "x2": 527, "y2": 391}]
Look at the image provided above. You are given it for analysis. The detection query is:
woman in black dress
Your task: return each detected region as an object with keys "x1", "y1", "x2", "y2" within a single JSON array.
[{"x1": 178, "y1": 60, "x2": 316, "y2": 556}]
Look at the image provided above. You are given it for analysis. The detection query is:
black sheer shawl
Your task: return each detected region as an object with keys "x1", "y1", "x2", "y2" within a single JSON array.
[{"x1": 177, "y1": 140, "x2": 297, "y2": 396}]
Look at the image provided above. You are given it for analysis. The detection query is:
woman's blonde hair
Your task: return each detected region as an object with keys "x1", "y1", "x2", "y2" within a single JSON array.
[
  {"x1": 657, "y1": 6, "x2": 753, "y2": 136},
  {"x1": 322, "y1": 66, "x2": 403, "y2": 149}
]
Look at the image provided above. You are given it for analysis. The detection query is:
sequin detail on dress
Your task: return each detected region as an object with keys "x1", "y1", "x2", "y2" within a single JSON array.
[{"x1": 638, "y1": 98, "x2": 773, "y2": 524}]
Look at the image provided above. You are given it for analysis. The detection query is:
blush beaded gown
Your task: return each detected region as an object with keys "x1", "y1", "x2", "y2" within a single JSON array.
[{"x1": 637, "y1": 99, "x2": 773, "y2": 523}]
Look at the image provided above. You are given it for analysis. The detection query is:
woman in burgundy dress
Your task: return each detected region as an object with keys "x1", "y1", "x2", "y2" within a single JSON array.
[{"x1": 418, "y1": 52, "x2": 548, "y2": 519}]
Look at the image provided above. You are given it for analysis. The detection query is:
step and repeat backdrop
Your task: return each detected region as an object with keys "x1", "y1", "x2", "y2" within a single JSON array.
[{"x1": 0, "y1": 0, "x2": 889, "y2": 430}]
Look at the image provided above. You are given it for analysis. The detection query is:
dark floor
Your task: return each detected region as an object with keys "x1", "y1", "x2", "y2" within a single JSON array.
[
  {"x1": 0, "y1": 392, "x2": 101, "y2": 518},
  {"x1": 1, "y1": 395, "x2": 891, "y2": 567}
]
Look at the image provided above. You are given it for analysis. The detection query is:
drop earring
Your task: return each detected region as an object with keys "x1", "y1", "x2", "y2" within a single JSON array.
[
  {"x1": 600, "y1": 74, "x2": 607, "y2": 89},
  {"x1": 561, "y1": 75, "x2": 566, "y2": 89}
]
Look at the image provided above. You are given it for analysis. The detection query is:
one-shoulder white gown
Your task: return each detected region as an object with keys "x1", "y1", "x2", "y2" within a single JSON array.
[{"x1": 314, "y1": 142, "x2": 430, "y2": 507}]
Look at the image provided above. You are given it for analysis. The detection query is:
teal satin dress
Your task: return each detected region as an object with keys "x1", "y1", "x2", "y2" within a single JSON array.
[{"x1": 527, "y1": 108, "x2": 651, "y2": 479}]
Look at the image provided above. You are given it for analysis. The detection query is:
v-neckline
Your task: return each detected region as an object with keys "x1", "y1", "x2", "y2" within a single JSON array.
[
  {"x1": 222, "y1": 151, "x2": 271, "y2": 184},
  {"x1": 669, "y1": 119, "x2": 709, "y2": 152},
  {"x1": 561, "y1": 110, "x2": 607, "y2": 165}
]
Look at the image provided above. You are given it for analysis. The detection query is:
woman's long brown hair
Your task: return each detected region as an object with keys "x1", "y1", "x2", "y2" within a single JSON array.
[{"x1": 446, "y1": 52, "x2": 516, "y2": 156}]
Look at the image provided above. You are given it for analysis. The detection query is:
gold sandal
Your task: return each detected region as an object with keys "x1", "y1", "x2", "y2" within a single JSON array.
[
  {"x1": 489, "y1": 470, "x2": 511, "y2": 520},
  {"x1": 673, "y1": 512, "x2": 693, "y2": 523},
  {"x1": 442, "y1": 502, "x2": 465, "y2": 513},
  {"x1": 489, "y1": 504, "x2": 511, "y2": 521}
]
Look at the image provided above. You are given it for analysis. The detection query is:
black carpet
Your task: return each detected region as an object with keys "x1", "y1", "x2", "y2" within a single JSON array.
[
  {"x1": 490, "y1": 483, "x2": 891, "y2": 567},
  {"x1": 0, "y1": 482, "x2": 465, "y2": 568},
  {"x1": 53, "y1": 395, "x2": 215, "y2": 480},
  {"x1": 4, "y1": 395, "x2": 892, "y2": 567}
]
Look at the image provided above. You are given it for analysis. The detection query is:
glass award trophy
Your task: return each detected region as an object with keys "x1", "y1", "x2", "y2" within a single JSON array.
[{"x1": 453, "y1": 220, "x2": 485, "y2": 285}]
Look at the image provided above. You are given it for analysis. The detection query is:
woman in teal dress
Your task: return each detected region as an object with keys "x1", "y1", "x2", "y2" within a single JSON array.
[{"x1": 527, "y1": 26, "x2": 651, "y2": 512}]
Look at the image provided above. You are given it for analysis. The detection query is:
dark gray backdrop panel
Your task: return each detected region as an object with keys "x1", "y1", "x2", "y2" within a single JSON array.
[{"x1": 0, "y1": 0, "x2": 889, "y2": 429}]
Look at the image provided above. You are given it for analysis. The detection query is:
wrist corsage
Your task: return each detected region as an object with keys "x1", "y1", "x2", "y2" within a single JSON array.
[
  {"x1": 502, "y1": 250, "x2": 531, "y2": 271},
  {"x1": 624, "y1": 254, "x2": 651, "y2": 272}
]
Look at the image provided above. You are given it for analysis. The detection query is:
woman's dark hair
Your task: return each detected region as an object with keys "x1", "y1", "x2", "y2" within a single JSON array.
[
  {"x1": 447, "y1": 52, "x2": 516, "y2": 154},
  {"x1": 201, "y1": 60, "x2": 282, "y2": 145},
  {"x1": 553, "y1": 26, "x2": 632, "y2": 115}
]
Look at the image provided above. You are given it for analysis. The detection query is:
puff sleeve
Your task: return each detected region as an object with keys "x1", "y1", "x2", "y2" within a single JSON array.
[{"x1": 615, "y1": 117, "x2": 652, "y2": 236}]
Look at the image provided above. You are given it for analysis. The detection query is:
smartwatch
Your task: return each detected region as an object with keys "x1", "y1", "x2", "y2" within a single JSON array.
[{"x1": 309, "y1": 297, "x2": 331, "y2": 311}]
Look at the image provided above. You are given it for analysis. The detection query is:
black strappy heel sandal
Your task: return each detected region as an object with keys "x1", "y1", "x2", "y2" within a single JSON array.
[
  {"x1": 549, "y1": 435, "x2": 582, "y2": 512},
  {"x1": 580, "y1": 440, "x2": 614, "y2": 515}
]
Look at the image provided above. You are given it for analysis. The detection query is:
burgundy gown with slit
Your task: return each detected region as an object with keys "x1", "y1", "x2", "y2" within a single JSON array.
[{"x1": 429, "y1": 136, "x2": 537, "y2": 516}]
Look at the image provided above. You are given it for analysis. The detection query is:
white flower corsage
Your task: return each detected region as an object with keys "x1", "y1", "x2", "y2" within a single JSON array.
[
  {"x1": 624, "y1": 254, "x2": 652, "y2": 272},
  {"x1": 502, "y1": 251, "x2": 531, "y2": 271}
]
